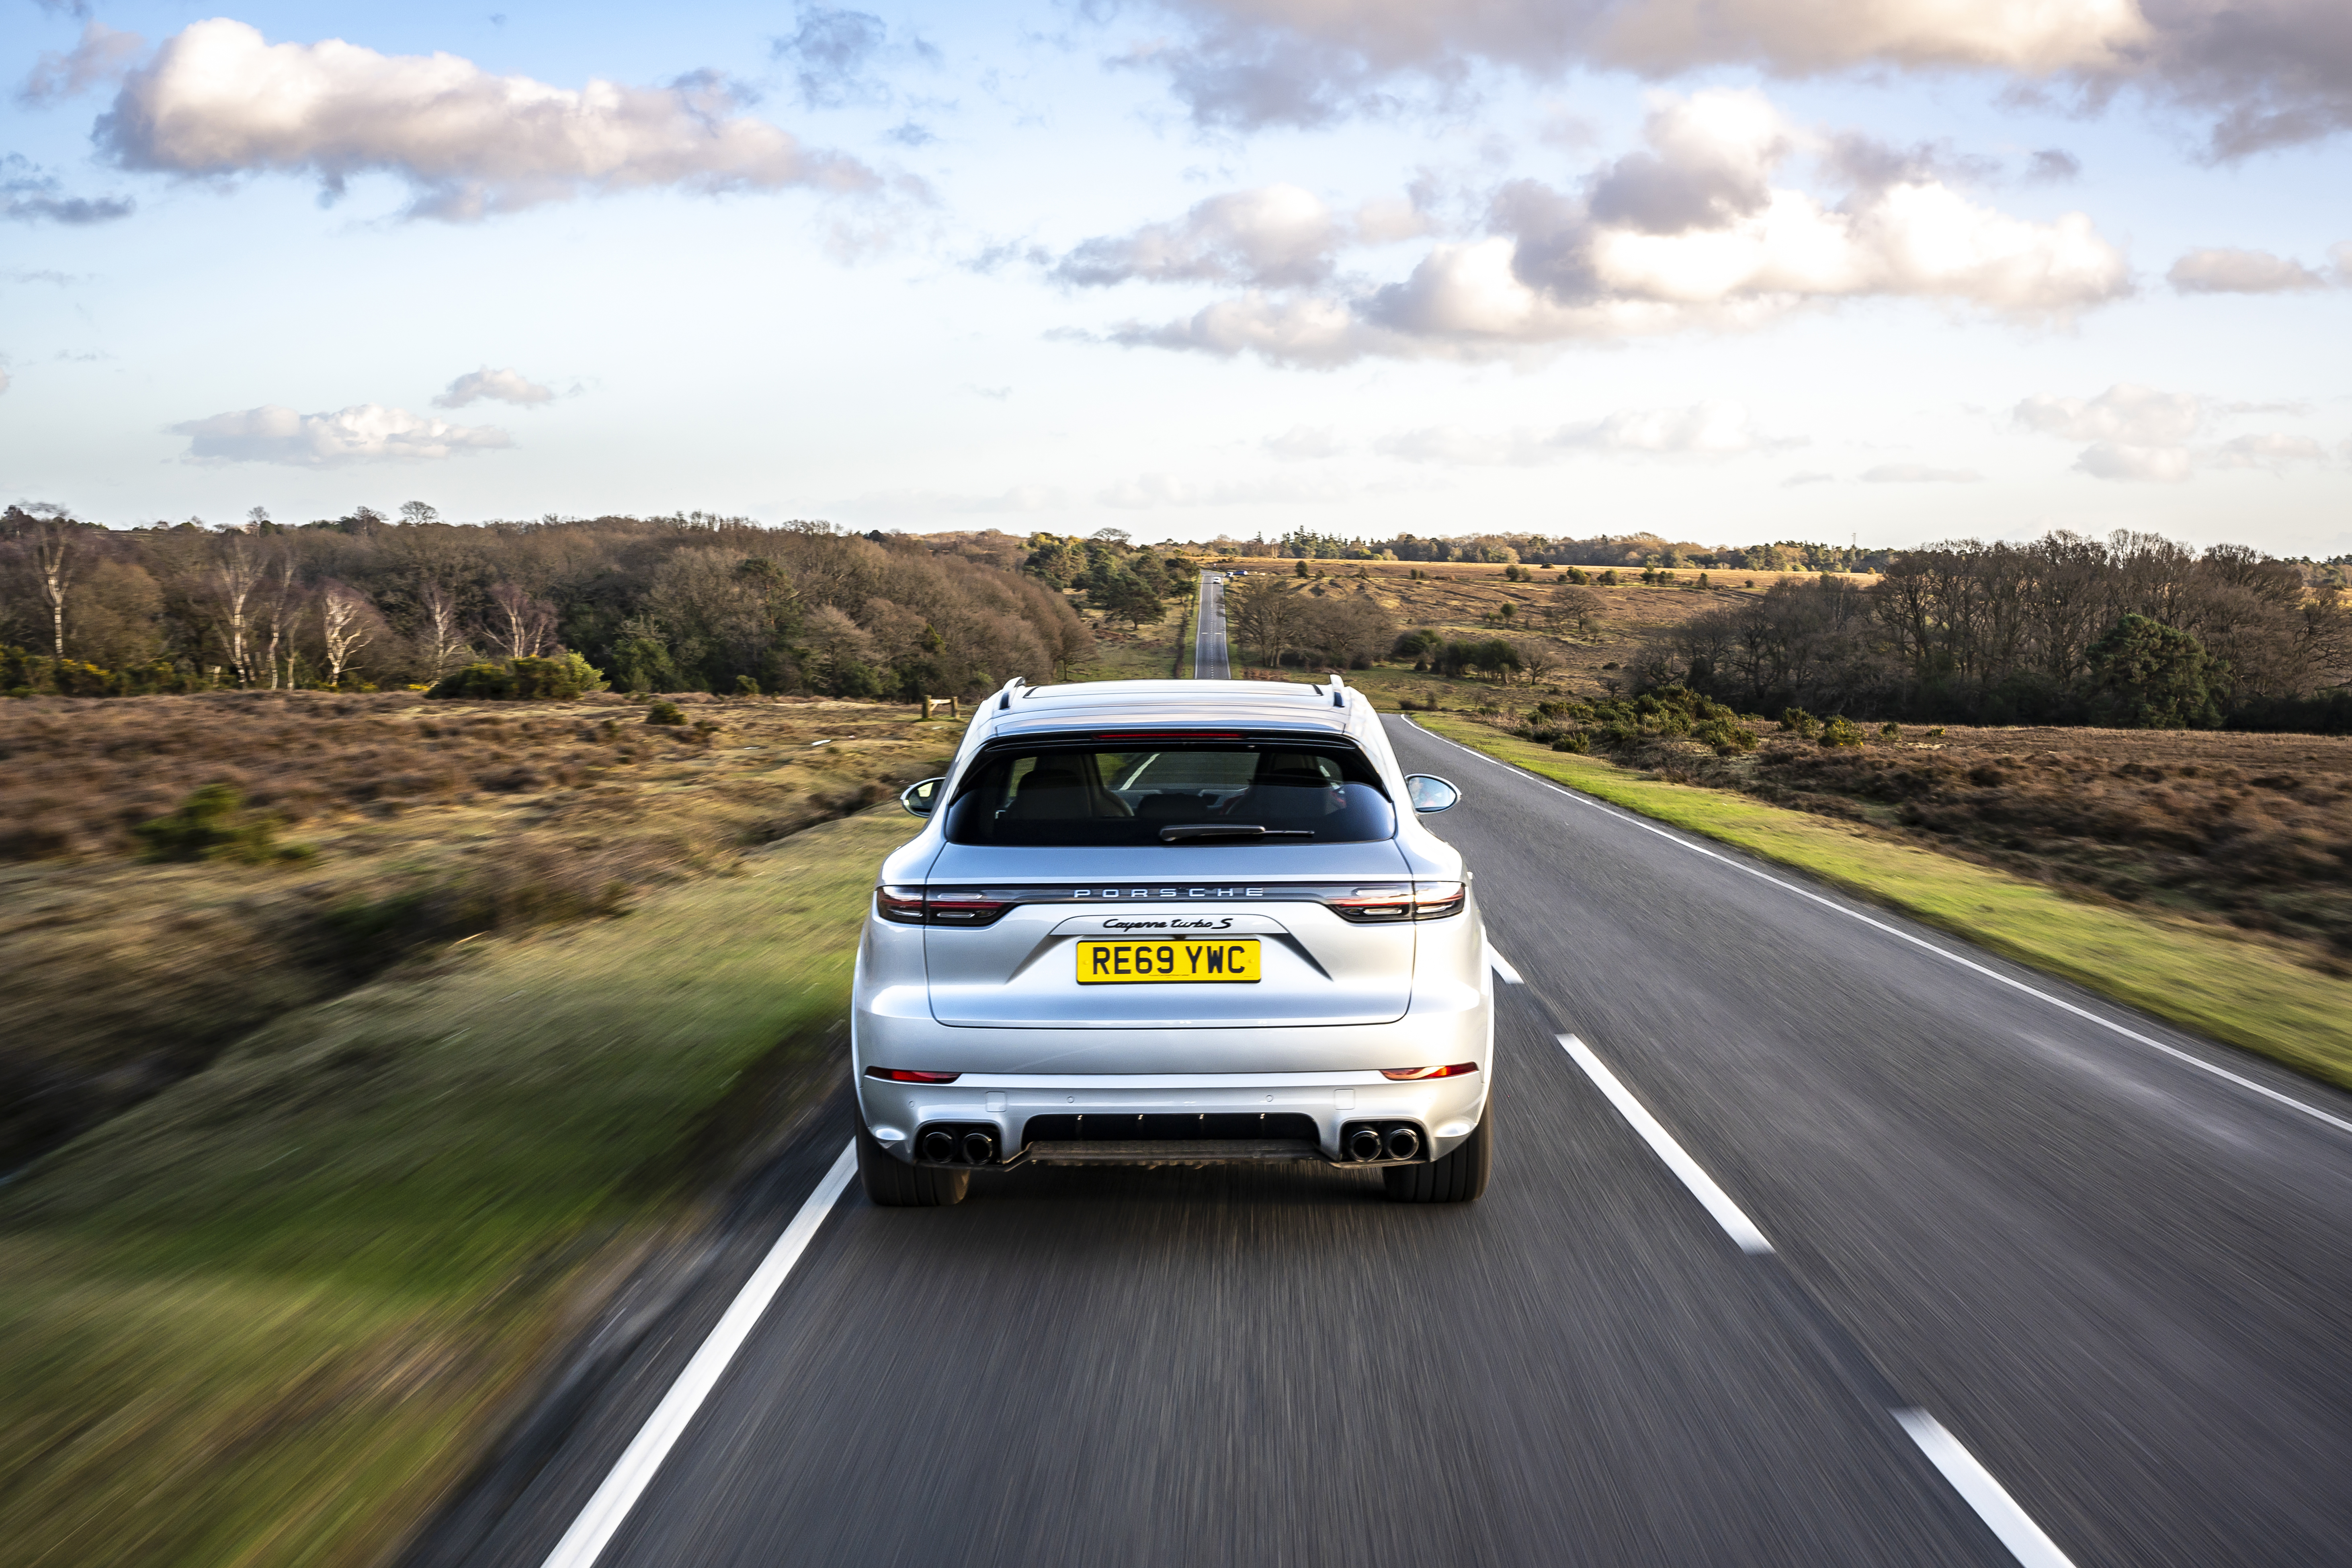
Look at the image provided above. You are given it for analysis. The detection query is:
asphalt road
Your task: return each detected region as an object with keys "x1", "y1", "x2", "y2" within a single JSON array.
[
  {"x1": 1192, "y1": 571, "x2": 1229, "y2": 679},
  {"x1": 422, "y1": 642, "x2": 2352, "y2": 1568}
]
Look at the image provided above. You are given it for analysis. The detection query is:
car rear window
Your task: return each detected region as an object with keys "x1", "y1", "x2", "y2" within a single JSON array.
[{"x1": 942, "y1": 741, "x2": 1396, "y2": 846}]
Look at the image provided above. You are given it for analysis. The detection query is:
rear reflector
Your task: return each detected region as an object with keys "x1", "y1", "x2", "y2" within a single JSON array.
[
  {"x1": 866, "y1": 1068, "x2": 962, "y2": 1083},
  {"x1": 1380, "y1": 1063, "x2": 1479, "y2": 1080}
]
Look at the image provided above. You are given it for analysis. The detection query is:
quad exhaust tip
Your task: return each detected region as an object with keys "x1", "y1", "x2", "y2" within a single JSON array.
[
  {"x1": 920, "y1": 1129, "x2": 956, "y2": 1162},
  {"x1": 962, "y1": 1131, "x2": 996, "y2": 1164},
  {"x1": 1384, "y1": 1127, "x2": 1420, "y2": 1161},
  {"x1": 1347, "y1": 1127, "x2": 1385, "y2": 1162}
]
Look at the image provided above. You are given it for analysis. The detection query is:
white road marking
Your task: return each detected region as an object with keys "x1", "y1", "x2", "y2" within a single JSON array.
[
  {"x1": 1408, "y1": 719, "x2": 2352, "y2": 1139},
  {"x1": 539, "y1": 1142, "x2": 858, "y2": 1568},
  {"x1": 1894, "y1": 1409, "x2": 2080, "y2": 1568},
  {"x1": 1557, "y1": 1034, "x2": 1773, "y2": 1254},
  {"x1": 1487, "y1": 944, "x2": 1525, "y2": 986}
]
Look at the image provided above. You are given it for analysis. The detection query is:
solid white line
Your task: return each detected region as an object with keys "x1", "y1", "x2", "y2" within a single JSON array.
[
  {"x1": 1487, "y1": 944, "x2": 1526, "y2": 986},
  {"x1": 1558, "y1": 1034, "x2": 1773, "y2": 1254},
  {"x1": 1894, "y1": 1409, "x2": 2080, "y2": 1568},
  {"x1": 539, "y1": 1141, "x2": 859, "y2": 1568},
  {"x1": 1406, "y1": 719, "x2": 2352, "y2": 1139}
]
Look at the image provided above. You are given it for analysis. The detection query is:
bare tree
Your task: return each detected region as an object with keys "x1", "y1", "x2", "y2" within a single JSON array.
[
  {"x1": 1226, "y1": 574, "x2": 1302, "y2": 670},
  {"x1": 257, "y1": 552, "x2": 302, "y2": 688},
  {"x1": 485, "y1": 582, "x2": 555, "y2": 659},
  {"x1": 29, "y1": 521, "x2": 77, "y2": 659},
  {"x1": 203, "y1": 532, "x2": 266, "y2": 685},
  {"x1": 1547, "y1": 583, "x2": 1602, "y2": 635},
  {"x1": 416, "y1": 579, "x2": 471, "y2": 676},
  {"x1": 320, "y1": 582, "x2": 374, "y2": 687}
]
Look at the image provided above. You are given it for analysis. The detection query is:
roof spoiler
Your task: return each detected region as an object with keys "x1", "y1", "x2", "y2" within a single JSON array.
[{"x1": 995, "y1": 676, "x2": 1029, "y2": 711}]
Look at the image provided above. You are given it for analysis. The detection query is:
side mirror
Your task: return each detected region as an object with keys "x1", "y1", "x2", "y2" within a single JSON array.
[
  {"x1": 1403, "y1": 775, "x2": 1459, "y2": 813},
  {"x1": 900, "y1": 777, "x2": 944, "y2": 817}
]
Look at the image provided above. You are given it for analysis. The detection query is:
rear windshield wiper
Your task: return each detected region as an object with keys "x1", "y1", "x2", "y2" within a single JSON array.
[{"x1": 1158, "y1": 824, "x2": 1314, "y2": 843}]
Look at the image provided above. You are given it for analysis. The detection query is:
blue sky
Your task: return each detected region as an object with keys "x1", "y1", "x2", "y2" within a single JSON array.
[{"x1": 5, "y1": 0, "x2": 2351, "y2": 553}]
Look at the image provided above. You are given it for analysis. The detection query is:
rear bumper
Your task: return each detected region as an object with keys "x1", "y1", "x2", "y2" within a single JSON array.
[{"x1": 855, "y1": 1066, "x2": 1490, "y2": 1166}]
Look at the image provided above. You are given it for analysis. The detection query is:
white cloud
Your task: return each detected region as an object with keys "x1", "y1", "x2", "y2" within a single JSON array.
[
  {"x1": 170, "y1": 404, "x2": 514, "y2": 465},
  {"x1": 1106, "y1": 92, "x2": 2128, "y2": 366},
  {"x1": 1097, "y1": 471, "x2": 1352, "y2": 508},
  {"x1": 2167, "y1": 247, "x2": 2329, "y2": 293},
  {"x1": 1264, "y1": 424, "x2": 1344, "y2": 458},
  {"x1": 1780, "y1": 470, "x2": 1834, "y2": 486},
  {"x1": 2016, "y1": 383, "x2": 2200, "y2": 482},
  {"x1": 2208, "y1": 432, "x2": 2330, "y2": 471},
  {"x1": 1862, "y1": 463, "x2": 1983, "y2": 482},
  {"x1": 19, "y1": 20, "x2": 144, "y2": 106},
  {"x1": 1145, "y1": 0, "x2": 2352, "y2": 158},
  {"x1": 1378, "y1": 400, "x2": 1792, "y2": 463},
  {"x1": 96, "y1": 19, "x2": 879, "y2": 220},
  {"x1": 1058, "y1": 185, "x2": 1344, "y2": 287},
  {"x1": 433, "y1": 367, "x2": 555, "y2": 408}
]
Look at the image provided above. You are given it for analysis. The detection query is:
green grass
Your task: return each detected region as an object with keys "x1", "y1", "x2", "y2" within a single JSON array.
[
  {"x1": 0, "y1": 808, "x2": 918, "y2": 1568},
  {"x1": 1418, "y1": 715, "x2": 2352, "y2": 1093}
]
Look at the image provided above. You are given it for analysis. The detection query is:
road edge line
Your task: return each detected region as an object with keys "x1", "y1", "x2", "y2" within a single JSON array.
[
  {"x1": 539, "y1": 1140, "x2": 858, "y2": 1568},
  {"x1": 1894, "y1": 1409, "x2": 2080, "y2": 1568}
]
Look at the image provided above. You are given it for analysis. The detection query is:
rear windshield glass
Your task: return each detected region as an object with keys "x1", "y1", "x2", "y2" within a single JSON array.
[{"x1": 943, "y1": 742, "x2": 1395, "y2": 846}]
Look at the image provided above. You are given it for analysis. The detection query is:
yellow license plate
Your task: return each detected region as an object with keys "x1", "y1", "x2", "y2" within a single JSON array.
[{"x1": 1077, "y1": 939, "x2": 1260, "y2": 984}]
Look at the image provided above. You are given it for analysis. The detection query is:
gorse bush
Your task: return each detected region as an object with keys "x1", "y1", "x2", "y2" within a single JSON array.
[
  {"x1": 1518, "y1": 685, "x2": 1758, "y2": 758},
  {"x1": 646, "y1": 699, "x2": 687, "y2": 726},
  {"x1": 132, "y1": 783, "x2": 308, "y2": 865},
  {"x1": 1819, "y1": 715, "x2": 1864, "y2": 748},
  {"x1": 427, "y1": 652, "x2": 608, "y2": 701}
]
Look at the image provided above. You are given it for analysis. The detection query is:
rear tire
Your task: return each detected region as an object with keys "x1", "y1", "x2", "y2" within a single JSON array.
[
  {"x1": 857, "y1": 1115, "x2": 969, "y2": 1207},
  {"x1": 1383, "y1": 1104, "x2": 1490, "y2": 1204}
]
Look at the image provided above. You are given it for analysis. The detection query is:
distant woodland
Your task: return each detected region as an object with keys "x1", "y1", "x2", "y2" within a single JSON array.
[{"x1": 3, "y1": 504, "x2": 2348, "y2": 730}]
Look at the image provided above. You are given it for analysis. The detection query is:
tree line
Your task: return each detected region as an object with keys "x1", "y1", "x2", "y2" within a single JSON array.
[
  {"x1": 0, "y1": 506, "x2": 1092, "y2": 701},
  {"x1": 1635, "y1": 531, "x2": 2352, "y2": 729}
]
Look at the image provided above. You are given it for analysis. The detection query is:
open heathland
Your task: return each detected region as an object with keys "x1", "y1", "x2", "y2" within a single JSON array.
[{"x1": 0, "y1": 689, "x2": 959, "y2": 1166}]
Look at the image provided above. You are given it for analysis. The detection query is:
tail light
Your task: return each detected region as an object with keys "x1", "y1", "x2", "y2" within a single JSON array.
[
  {"x1": 1381, "y1": 1063, "x2": 1479, "y2": 1080},
  {"x1": 867, "y1": 1067, "x2": 961, "y2": 1083},
  {"x1": 875, "y1": 887, "x2": 1014, "y2": 926},
  {"x1": 1326, "y1": 881, "x2": 1465, "y2": 922}
]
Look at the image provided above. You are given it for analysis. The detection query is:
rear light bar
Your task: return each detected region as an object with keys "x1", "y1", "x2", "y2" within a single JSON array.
[
  {"x1": 876, "y1": 887, "x2": 1014, "y2": 926},
  {"x1": 866, "y1": 1067, "x2": 962, "y2": 1083},
  {"x1": 1328, "y1": 882, "x2": 1465, "y2": 923},
  {"x1": 1380, "y1": 1063, "x2": 1479, "y2": 1080}
]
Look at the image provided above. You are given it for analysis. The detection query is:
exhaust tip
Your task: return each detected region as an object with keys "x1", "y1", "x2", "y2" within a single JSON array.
[
  {"x1": 1347, "y1": 1127, "x2": 1384, "y2": 1162},
  {"x1": 919, "y1": 1129, "x2": 955, "y2": 1163},
  {"x1": 1385, "y1": 1127, "x2": 1421, "y2": 1162},
  {"x1": 962, "y1": 1131, "x2": 995, "y2": 1165}
]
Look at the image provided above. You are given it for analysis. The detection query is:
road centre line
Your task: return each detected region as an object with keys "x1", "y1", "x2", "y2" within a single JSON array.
[
  {"x1": 1558, "y1": 1033, "x2": 1773, "y2": 1255},
  {"x1": 1487, "y1": 944, "x2": 1526, "y2": 986},
  {"x1": 1407, "y1": 719, "x2": 2352, "y2": 1139},
  {"x1": 540, "y1": 1142, "x2": 858, "y2": 1568},
  {"x1": 1557, "y1": 1028, "x2": 2082, "y2": 1566},
  {"x1": 1895, "y1": 1410, "x2": 2081, "y2": 1568}
]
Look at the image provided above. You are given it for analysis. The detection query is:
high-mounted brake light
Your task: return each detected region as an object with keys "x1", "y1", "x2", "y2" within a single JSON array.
[
  {"x1": 1380, "y1": 1063, "x2": 1479, "y2": 1080},
  {"x1": 867, "y1": 1068, "x2": 962, "y2": 1083},
  {"x1": 1090, "y1": 731, "x2": 1245, "y2": 740}
]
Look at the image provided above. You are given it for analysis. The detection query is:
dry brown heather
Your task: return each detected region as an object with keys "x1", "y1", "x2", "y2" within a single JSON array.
[
  {"x1": 0, "y1": 690, "x2": 960, "y2": 1162},
  {"x1": 1683, "y1": 724, "x2": 2352, "y2": 962}
]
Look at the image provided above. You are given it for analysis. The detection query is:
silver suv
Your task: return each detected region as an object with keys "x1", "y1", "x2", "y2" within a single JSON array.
[{"x1": 852, "y1": 676, "x2": 1492, "y2": 1205}]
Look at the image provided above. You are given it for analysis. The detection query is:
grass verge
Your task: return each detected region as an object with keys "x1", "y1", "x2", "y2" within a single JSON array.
[
  {"x1": 1417, "y1": 715, "x2": 2352, "y2": 1093},
  {"x1": 0, "y1": 808, "x2": 915, "y2": 1568}
]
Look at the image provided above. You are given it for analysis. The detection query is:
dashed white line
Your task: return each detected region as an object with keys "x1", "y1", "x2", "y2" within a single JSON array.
[
  {"x1": 1557, "y1": 1034, "x2": 1773, "y2": 1254},
  {"x1": 1407, "y1": 718, "x2": 2352, "y2": 1139},
  {"x1": 1487, "y1": 945, "x2": 1526, "y2": 986},
  {"x1": 539, "y1": 1141, "x2": 858, "y2": 1568},
  {"x1": 1895, "y1": 1410, "x2": 2081, "y2": 1568}
]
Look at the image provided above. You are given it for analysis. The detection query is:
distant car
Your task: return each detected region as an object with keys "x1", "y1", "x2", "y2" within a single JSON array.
[{"x1": 854, "y1": 677, "x2": 1492, "y2": 1206}]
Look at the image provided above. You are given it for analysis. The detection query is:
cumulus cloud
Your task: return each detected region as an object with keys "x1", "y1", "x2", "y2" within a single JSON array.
[
  {"x1": 2012, "y1": 382, "x2": 2332, "y2": 480},
  {"x1": 774, "y1": 6, "x2": 889, "y2": 108},
  {"x1": 1862, "y1": 463, "x2": 1983, "y2": 482},
  {"x1": 433, "y1": 367, "x2": 555, "y2": 408},
  {"x1": 2167, "y1": 246, "x2": 2330, "y2": 292},
  {"x1": 1058, "y1": 185, "x2": 1345, "y2": 288},
  {"x1": 96, "y1": 19, "x2": 879, "y2": 220},
  {"x1": 171, "y1": 404, "x2": 514, "y2": 465},
  {"x1": 2026, "y1": 148, "x2": 2082, "y2": 182},
  {"x1": 1265, "y1": 424, "x2": 1344, "y2": 458},
  {"x1": 1142, "y1": 0, "x2": 2352, "y2": 158},
  {"x1": 2, "y1": 153, "x2": 134, "y2": 224},
  {"x1": 1377, "y1": 401, "x2": 1793, "y2": 464},
  {"x1": 1101, "y1": 92, "x2": 2128, "y2": 366},
  {"x1": 19, "y1": 20, "x2": 144, "y2": 105}
]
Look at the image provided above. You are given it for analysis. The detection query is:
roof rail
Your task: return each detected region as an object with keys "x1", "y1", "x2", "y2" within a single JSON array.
[{"x1": 996, "y1": 676, "x2": 1028, "y2": 712}]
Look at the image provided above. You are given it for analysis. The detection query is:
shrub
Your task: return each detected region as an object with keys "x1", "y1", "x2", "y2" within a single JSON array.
[
  {"x1": 1779, "y1": 707, "x2": 1821, "y2": 738},
  {"x1": 1819, "y1": 716, "x2": 1864, "y2": 748},
  {"x1": 735, "y1": 674, "x2": 761, "y2": 697},
  {"x1": 646, "y1": 699, "x2": 687, "y2": 726},
  {"x1": 1926, "y1": 726, "x2": 1946, "y2": 738},
  {"x1": 1879, "y1": 721, "x2": 1901, "y2": 738},
  {"x1": 428, "y1": 652, "x2": 607, "y2": 701},
  {"x1": 133, "y1": 783, "x2": 307, "y2": 864}
]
